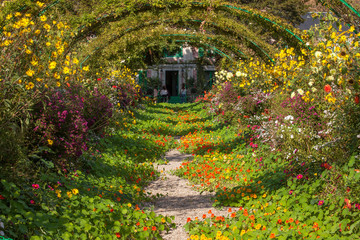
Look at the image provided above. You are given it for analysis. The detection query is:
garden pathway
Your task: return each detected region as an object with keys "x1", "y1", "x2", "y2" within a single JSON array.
[{"x1": 144, "y1": 148, "x2": 231, "y2": 240}]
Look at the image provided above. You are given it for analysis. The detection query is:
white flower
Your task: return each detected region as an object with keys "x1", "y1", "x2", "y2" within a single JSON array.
[
  {"x1": 284, "y1": 115, "x2": 294, "y2": 121},
  {"x1": 326, "y1": 76, "x2": 335, "y2": 82},
  {"x1": 226, "y1": 72, "x2": 233, "y2": 79},
  {"x1": 308, "y1": 79, "x2": 315, "y2": 86},
  {"x1": 357, "y1": 134, "x2": 360, "y2": 139},
  {"x1": 297, "y1": 89, "x2": 304, "y2": 95},
  {"x1": 291, "y1": 92, "x2": 296, "y2": 98},
  {"x1": 311, "y1": 67, "x2": 319, "y2": 74},
  {"x1": 312, "y1": 87, "x2": 317, "y2": 92},
  {"x1": 346, "y1": 88, "x2": 352, "y2": 95},
  {"x1": 330, "y1": 69, "x2": 336, "y2": 75},
  {"x1": 315, "y1": 51, "x2": 323, "y2": 59},
  {"x1": 290, "y1": 135, "x2": 294, "y2": 139},
  {"x1": 236, "y1": 71, "x2": 241, "y2": 77}
]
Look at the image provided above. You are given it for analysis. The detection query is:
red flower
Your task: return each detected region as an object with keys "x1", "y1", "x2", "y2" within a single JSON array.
[
  {"x1": 355, "y1": 95, "x2": 359, "y2": 104},
  {"x1": 202, "y1": 214, "x2": 207, "y2": 219},
  {"x1": 112, "y1": 85, "x2": 117, "y2": 89},
  {"x1": 110, "y1": 209, "x2": 114, "y2": 212},
  {"x1": 136, "y1": 222, "x2": 140, "y2": 226},
  {"x1": 324, "y1": 84, "x2": 332, "y2": 93},
  {"x1": 97, "y1": 78, "x2": 102, "y2": 81},
  {"x1": 116, "y1": 233, "x2": 121, "y2": 238},
  {"x1": 151, "y1": 226, "x2": 156, "y2": 231},
  {"x1": 0, "y1": 195, "x2": 5, "y2": 200},
  {"x1": 187, "y1": 217, "x2": 191, "y2": 222},
  {"x1": 344, "y1": 198, "x2": 351, "y2": 209},
  {"x1": 143, "y1": 226, "x2": 148, "y2": 231}
]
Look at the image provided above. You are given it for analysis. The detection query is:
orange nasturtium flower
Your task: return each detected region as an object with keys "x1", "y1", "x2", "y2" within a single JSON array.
[{"x1": 324, "y1": 84, "x2": 332, "y2": 93}]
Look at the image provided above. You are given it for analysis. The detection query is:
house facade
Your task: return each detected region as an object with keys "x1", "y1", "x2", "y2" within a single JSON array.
[{"x1": 139, "y1": 45, "x2": 217, "y2": 99}]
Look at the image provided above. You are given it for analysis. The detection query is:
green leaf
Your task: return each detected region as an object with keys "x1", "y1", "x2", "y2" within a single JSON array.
[
  {"x1": 19, "y1": 225, "x2": 28, "y2": 234},
  {"x1": 30, "y1": 236, "x2": 42, "y2": 240},
  {"x1": 84, "y1": 223, "x2": 92, "y2": 231}
]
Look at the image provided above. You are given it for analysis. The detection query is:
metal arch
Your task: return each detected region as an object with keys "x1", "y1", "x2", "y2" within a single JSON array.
[
  {"x1": 72, "y1": 15, "x2": 273, "y2": 62},
  {"x1": 317, "y1": 0, "x2": 360, "y2": 34},
  {"x1": 91, "y1": 19, "x2": 248, "y2": 58},
  {"x1": 318, "y1": 0, "x2": 360, "y2": 19},
  {"x1": 70, "y1": 1, "x2": 309, "y2": 53},
  {"x1": 80, "y1": 32, "x2": 238, "y2": 67},
  {"x1": 81, "y1": 17, "x2": 275, "y2": 62}
]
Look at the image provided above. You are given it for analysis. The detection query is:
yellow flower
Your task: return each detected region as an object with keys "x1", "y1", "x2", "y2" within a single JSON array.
[
  {"x1": 63, "y1": 67, "x2": 70, "y2": 74},
  {"x1": 240, "y1": 230, "x2": 246, "y2": 236},
  {"x1": 56, "y1": 81, "x2": 61, "y2": 87},
  {"x1": 46, "y1": 42, "x2": 51, "y2": 47},
  {"x1": 67, "y1": 191, "x2": 72, "y2": 198},
  {"x1": 36, "y1": 78, "x2": 42, "y2": 82},
  {"x1": 26, "y1": 69, "x2": 35, "y2": 77},
  {"x1": 49, "y1": 61, "x2": 56, "y2": 70},
  {"x1": 31, "y1": 59, "x2": 38, "y2": 66},
  {"x1": 6, "y1": 14, "x2": 12, "y2": 20},
  {"x1": 37, "y1": 1, "x2": 45, "y2": 7},
  {"x1": 83, "y1": 66, "x2": 89, "y2": 71},
  {"x1": 127, "y1": 203, "x2": 132, "y2": 207},
  {"x1": 47, "y1": 139, "x2": 53, "y2": 145},
  {"x1": 15, "y1": 12, "x2": 22, "y2": 17},
  {"x1": 54, "y1": 72, "x2": 61, "y2": 79},
  {"x1": 72, "y1": 189, "x2": 79, "y2": 195},
  {"x1": 40, "y1": 15, "x2": 47, "y2": 22},
  {"x1": 44, "y1": 24, "x2": 51, "y2": 30},
  {"x1": 27, "y1": 82, "x2": 34, "y2": 89},
  {"x1": 3, "y1": 40, "x2": 11, "y2": 46},
  {"x1": 25, "y1": 49, "x2": 32, "y2": 54}
]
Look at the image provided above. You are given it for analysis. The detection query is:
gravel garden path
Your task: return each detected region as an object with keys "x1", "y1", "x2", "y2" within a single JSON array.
[{"x1": 144, "y1": 149, "x2": 232, "y2": 240}]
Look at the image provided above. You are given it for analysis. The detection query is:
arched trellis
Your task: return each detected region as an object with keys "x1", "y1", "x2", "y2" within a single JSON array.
[
  {"x1": 0, "y1": 0, "x2": 310, "y2": 67},
  {"x1": 81, "y1": 31, "x2": 248, "y2": 68},
  {"x1": 67, "y1": 1, "x2": 309, "y2": 58},
  {"x1": 72, "y1": 4, "x2": 279, "y2": 62},
  {"x1": 82, "y1": 17, "x2": 276, "y2": 63}
]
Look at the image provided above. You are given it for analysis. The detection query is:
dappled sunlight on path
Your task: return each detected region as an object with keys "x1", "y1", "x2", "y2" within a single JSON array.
[{"x1": 145, "y1": 149, "x2": 233, "y2": 240}]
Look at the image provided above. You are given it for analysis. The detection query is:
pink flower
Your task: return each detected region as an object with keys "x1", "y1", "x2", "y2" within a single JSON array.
[
  {"x1": 32, "y1": 184, "x2": 39, "y2": 189},
  {"x1": 289, "y1": 190, "x2": 293, "y2": 195},
  {"x1": 30, "y1": 200, "x2": 35, "y2": 204},
  {"x1": 318, "y1": 200, "x2": 324, "y2": 206},
  {"x1": 296, "y1": 174, "x2": 303, "y2": 180}
]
